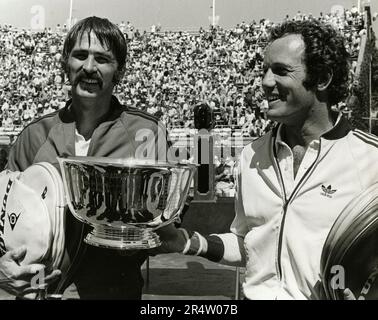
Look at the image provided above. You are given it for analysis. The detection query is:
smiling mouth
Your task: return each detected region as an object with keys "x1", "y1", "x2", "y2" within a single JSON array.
[
  {"x1": 267, "y1": 93, "x2": 281, "y2": 103},
  {"x1": 80, "y1": 79, "x2": 100, "y2": 85}
]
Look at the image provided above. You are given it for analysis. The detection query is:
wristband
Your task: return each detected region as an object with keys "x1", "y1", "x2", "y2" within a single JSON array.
[
  {"x1": 186, "y1": 231, "x2": 207, "y2": 256},
  {"x1": 178, "y1": 228, "x2": 191, "y2": 254}
]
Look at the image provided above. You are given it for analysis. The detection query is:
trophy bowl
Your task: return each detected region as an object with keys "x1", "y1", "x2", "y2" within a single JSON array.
[{"x1": 58, "y1": 156, "x2": 196, "y2": 250}]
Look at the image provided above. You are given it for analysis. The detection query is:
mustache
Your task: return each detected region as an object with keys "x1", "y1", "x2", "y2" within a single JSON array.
[{"x1": 74, "y1": 72, "x2": 103, "y2": 88}]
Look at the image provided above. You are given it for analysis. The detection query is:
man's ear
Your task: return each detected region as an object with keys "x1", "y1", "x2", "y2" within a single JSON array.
[{"x1": 317, "y1": 67, "x2": 333, "y2": 91}]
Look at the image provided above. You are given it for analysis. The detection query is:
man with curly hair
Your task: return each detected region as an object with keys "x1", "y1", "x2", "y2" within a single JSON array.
[{"x1": 158, "y1": 19, "x2": 378, "y2": 299}]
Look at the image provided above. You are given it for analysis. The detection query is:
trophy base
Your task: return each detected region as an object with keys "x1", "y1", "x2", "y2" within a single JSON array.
[{"x1": 84, "y1": 225, "x2": 161, "y2": 250}]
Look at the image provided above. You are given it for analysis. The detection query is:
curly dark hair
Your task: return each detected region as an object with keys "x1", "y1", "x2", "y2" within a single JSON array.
[
  {"x1": 269, "y1": 19, "x2": 350, "y2": 106},
  {"x1": 61, "y1": 16, "x2": 127, "y2": 81}
]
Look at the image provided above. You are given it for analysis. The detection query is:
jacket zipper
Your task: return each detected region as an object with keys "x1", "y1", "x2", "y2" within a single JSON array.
[
  {"x1": 271, "y1": 148, "x2": 287, "y2": 281},
  {"x1": 273, "y1": 138, "x2": 322, "y2": 281}
]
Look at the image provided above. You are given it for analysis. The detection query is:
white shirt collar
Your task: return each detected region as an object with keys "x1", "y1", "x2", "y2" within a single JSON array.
[{"x1": 74, "y1": 128, "x2": 91, "y2": 156}]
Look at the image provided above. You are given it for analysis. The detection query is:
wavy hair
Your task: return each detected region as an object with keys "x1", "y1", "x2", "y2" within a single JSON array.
[{"x1": 269, "y1": 19, "x2": 350, "y2": 106}]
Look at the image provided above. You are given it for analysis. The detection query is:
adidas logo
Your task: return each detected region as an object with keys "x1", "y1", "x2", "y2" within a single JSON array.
[{"x1": 321, "y1": 184, "x2": 337, "y2": 198}]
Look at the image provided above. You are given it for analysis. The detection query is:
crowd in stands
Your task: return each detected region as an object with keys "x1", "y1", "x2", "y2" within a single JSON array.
[
  {"x1": 0, "y1": 25, "x2": 66, "y2": 138},
  {"x1": 0, "y1": 6, "x2": 365, "y2": 137},
  {"x1": 0, "y1": 6, "x2": 368, "y2": 187}
]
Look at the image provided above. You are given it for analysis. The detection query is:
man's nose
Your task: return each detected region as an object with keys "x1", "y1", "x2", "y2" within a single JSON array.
[
  {"x1": 83, "y1": 56, "x2": 97, "y2": 74},
  {"x1": 262, "y1": 69, "x2": 275, "y2": 89}
]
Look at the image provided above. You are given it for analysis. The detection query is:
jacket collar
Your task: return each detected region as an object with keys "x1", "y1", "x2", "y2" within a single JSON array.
[
  {"x1": 321, "y1": 113, "x2": 353, "y2": 140},
  {"x1": 59, "y1": 95, "x2": 125, "y2": 124},
  {"x1": 272, "y1": 112, "x2": 352, "y2": 142}
]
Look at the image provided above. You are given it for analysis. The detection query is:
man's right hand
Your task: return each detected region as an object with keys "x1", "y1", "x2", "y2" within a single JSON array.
[{"x1": 0, "y1": 246, "x2": 61, "y2": 297}]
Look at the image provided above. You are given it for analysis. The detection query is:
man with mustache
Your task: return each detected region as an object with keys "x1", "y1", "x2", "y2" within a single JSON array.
[
  {"x1": 0, "y1": 16, "x2": 168, "y2": 299},
  {"x1": 158, "y1": 19, "x2": 378, "y2": 299}
]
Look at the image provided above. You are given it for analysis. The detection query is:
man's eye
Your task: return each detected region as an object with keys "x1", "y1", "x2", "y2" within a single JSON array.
[
  {"x1": 73, "y1": 53, "x2": 87, "y2": 60},
  {"x1": 96, "y1": 56, "x2": 109, "y2": 63},
  {"x1": 273, "y1": 68, "x2": 288, "y2": 76}
]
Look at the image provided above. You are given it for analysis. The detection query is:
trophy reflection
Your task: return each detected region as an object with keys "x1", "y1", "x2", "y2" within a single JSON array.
[{"x1": 58, "y1": 157, "x2": 196, "y2": 250}]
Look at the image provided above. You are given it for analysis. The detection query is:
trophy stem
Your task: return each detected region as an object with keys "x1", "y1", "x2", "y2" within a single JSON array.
[{"x1": 85, "y1": 225, "x2": 161, "y2": 250}]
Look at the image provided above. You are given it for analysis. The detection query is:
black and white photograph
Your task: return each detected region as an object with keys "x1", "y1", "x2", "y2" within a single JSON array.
[{"x1": 0, "y1": 0, "x2": 377, "y2": 306}]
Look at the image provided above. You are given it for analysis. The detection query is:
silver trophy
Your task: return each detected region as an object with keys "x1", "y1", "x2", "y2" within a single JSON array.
[{"x1": 58, "y1": 156, "x2": 196, "y2": 250}]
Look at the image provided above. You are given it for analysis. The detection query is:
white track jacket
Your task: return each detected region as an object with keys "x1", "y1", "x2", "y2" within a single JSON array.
[{"x1": 217, "y1": 116, "x2": 378, "y2": 299}]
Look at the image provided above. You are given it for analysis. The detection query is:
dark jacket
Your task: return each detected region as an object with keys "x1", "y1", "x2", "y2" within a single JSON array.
[{"x1": 7, "y1": 96, "x2": 169, "y2": 299}]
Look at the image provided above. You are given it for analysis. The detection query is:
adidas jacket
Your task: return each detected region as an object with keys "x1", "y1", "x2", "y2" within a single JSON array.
[
  {"x1": 6, "y1": 96, "x2": 170, "y2": 297},
  {"x1": 216, "y1": 116, "x2": 378, "y2": 299}
]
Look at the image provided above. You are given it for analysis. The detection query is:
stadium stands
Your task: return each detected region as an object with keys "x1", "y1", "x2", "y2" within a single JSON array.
[{"x1": 0, "y1": 5, "x2": 369, "y2": 190}]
